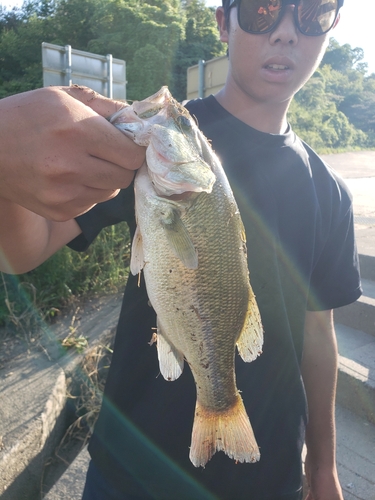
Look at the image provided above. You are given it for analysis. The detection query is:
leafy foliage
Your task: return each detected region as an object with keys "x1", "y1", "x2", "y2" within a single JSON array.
[
  {"x1": 0, "y1": 4, "x2": 52, "y2": 96},
  {"x1": 288, "y1": 38, "x2": 375, "y2": 152},
  {"x1": 172, "y1": 0, "x2": 225, "y2": 99},
  {"x1": 0, "y1": 222, "x2": 131, "y2": 327},
  {"x1": 87, "y1": 0, "x2": 187, "y2": 99}
]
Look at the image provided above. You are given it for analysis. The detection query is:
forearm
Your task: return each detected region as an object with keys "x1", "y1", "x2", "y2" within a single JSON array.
[
  {"x1": 0, "y1": 197, "x2": 81, "y2": 274},
  {"x1": 301, "y1": 309, "x2": 338, "y2": 463},
  {"x1": 301, "y1": 309, "x2": 343, "y2": 500}
]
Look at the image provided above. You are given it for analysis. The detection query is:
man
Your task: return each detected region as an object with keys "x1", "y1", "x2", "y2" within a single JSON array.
[{"x1": 0, "y1": 0, "x2": 361, "y2": 498}]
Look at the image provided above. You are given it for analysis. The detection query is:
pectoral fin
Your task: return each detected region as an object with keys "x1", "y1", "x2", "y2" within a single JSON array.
[
  {"x1": 156, "y1": 319, "x2": 184, "y2": 381},
  {"x1": 130, "y1": 225, "x2": 145, "y2": 276},
  {"x1": 160, "y1": 208, "x2": 198, "y2": 269},
  {"x1": 236, "y1": 290, "x2": 263, "y2": 362}
]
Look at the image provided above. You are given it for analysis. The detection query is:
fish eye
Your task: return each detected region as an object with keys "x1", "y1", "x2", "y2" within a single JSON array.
[{"x1": 176, "y1": 115, "x2": 192, "y2": 131}]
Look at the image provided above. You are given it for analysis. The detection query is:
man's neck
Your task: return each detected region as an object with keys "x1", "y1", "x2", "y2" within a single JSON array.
[{"x1": 215, "y1": 86, "x2": 291, "y2": 135}]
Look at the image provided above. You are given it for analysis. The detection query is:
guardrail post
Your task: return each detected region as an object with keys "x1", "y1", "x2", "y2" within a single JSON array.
[
  {"x1": 65, "y1": 45, "x2": 72, "y2": 86},
  {"x1": 107, "y1": 54, "x2": 113, "y2": 99},
  {"x1": 198, "y1": 59, "x2": 205, "y2": 98}
]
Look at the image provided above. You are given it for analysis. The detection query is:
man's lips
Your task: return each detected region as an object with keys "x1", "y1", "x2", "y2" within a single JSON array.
[{"x1": 260, "y1": 57, "x2": 295, "y2": 83}]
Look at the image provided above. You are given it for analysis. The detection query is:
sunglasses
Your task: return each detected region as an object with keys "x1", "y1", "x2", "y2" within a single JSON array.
[{"x1": 228, "y1": 0, "x2": 343, "y2": 36}]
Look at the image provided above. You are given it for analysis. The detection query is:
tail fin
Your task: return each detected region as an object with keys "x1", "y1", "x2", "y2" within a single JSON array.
[{"x1": 189, "y1": 395, "x2": 260, "y2": 468}]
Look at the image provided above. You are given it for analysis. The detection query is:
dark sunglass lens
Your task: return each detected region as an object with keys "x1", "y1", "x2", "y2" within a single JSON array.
[
  {"x1": 298, "y1": 0, "x2": 338, "y2": 35},
  {"x1": 239, "y1": 0, "x2": 282, "y2": 33}
]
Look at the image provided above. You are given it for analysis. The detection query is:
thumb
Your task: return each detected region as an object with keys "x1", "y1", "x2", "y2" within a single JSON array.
[{"x1": 62, "y1": 84, "x2": 128, "y2": 118}]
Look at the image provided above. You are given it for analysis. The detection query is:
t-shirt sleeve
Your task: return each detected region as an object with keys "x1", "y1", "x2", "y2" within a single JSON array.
[
  {"x1": 307, "y1": 191, "x2": 362, "y2": 311},
  {"x1": 68, "y1": 184, "x2": 135, "y2": 252}
]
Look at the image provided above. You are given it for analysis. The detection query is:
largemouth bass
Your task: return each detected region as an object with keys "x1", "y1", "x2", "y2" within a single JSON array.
[{"x1": 110, "y1": 87, "x2": 263, "y2": 468}]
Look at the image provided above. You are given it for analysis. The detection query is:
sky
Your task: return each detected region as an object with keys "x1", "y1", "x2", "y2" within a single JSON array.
[
  {"x1": 204, "y1": 0, "x2": 375, "y2": 75},
  {"x1": 1, "y1": 0, "x2": 374, "y2": 75}
]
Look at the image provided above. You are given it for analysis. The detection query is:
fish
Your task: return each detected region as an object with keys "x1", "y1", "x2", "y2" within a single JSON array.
[{"x1": 110, "y1": 87, "x2": 263, "y2": 468}]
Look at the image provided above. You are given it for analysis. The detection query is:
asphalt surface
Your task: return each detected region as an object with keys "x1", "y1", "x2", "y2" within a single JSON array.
[{"x1": 321, "y1": 150, "x2": 375, "y2": 258}]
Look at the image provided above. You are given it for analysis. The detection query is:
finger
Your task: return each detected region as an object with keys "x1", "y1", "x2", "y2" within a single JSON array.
[
  {"x1": 33, "y1": 187, "x2": 123, "y2": 222},
  {"x1": 63, "y1": 85, "x2": 127, "y2": 118},
  {"x1": 60, "y1": 87, "x2": 145, "y2": 171},
  {"x1": 78, "y1": 111, "x2": 145, "y2": 172},
  {"x1": 80, "y1": 153, "x2": 138, "y2": 189}
]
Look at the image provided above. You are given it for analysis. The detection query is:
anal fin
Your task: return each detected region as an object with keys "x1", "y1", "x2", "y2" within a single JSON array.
[{"x1": 236, "y1": 289, "x2": 263, "y2": 362}]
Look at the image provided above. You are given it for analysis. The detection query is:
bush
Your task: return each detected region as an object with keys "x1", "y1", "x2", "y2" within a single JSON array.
[{"x1": 0, "y1": 222, "x2": 131, "y2": 328}]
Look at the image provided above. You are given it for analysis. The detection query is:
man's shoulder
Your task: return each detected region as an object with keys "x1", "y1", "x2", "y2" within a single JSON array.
[
  {"x1": 184, "y1": 96, "x2": 210, "y2": 112},
  {"x1": 184, "y1": 95, "x2": 220, "y2": 126},
  {"x1": 298, "y1": 138, "x2": 353, "y2": 201},
  {"x1": 292, "y1": 136, "x2": 348, "y2": 188}
]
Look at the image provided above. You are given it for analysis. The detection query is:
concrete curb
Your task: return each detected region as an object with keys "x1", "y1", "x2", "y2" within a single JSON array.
[
  {"x1": 44, "y1": 447, "x2": 90, "y2": 500},
  {"x1": 0, "y1": 361, "x2": 67, "y2": 500},
  {"x1": 0, "y1": 293, "x2": 122, "y2": 500},
  {"x1": 359, "y1": 254, "x2": 375, "y2": 282},
  {"x1": 334, "y1": 278, "x2": 375, "y2": 338},
  {"x1": 336, "y1": 323, "x2": 375, "y2": 425}
]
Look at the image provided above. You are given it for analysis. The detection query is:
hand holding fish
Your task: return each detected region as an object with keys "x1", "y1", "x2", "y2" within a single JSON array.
[
  {"x1": 0, "y1": 85, "x2": 145, "y2": 275},
  {"x1": 0, "y1": 85, "x2": 145, "y2": 222}
]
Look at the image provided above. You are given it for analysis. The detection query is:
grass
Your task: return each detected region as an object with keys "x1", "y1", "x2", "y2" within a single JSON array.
[
  {"x1": 0, "y1": 221, "x2": 131, "y2": 334},
  {"x1": 66, "y1": 329, "x2": 114, "y2": 440},
  {"x1": 40, "y1": 329, "x2": 116, "y2": 498}
]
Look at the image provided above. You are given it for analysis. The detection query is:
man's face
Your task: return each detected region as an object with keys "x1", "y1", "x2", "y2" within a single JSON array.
[{"x1": 217, "y1": 5, "x2": 333, "y2": 106}]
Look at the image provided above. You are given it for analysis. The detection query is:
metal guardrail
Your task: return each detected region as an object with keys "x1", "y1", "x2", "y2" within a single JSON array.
[
  {"x1": 42, "y1": 42, "x2": 126, "y2": 100},
  {"x1": 187, "y1": 55, "x2": 228, "y2": 100}
]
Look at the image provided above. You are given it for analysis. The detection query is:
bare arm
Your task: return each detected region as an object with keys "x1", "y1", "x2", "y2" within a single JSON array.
[
  {"x1": 0, "y1": 199, "x2": 82, "y2": 274},
  {"x1": 0, "y1": 86, "x2": 145, "y2": 274},
  {"x1": 301, "y1": 309, "x2": 343, "y2": 500}
]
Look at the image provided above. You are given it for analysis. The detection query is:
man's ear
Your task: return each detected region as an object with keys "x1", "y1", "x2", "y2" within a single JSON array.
[
  {"x1": 216, "y1": 7, "x2": 229, "y2": 43},
  {"x1": 332, "y1": 12, "x2": 340, "y2": 30}
]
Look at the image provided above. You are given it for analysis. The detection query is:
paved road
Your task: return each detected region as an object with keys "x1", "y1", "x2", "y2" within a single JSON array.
[
  {"x1": 321, "y1": 150, "x2": 375, "y2": 178},
  {"x1": 321, "y1": 150, "x2": 375, "y2": 219},
  {"x1": 321, "y1": 151, "x2": 375, "y2": 257}
]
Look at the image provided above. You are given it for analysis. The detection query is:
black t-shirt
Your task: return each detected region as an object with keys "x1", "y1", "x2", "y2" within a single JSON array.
[{"x1": 69, "y1": 96, "x2": 361, "y2": 500}]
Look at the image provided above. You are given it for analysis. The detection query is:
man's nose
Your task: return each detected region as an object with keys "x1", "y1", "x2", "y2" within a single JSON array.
[{"x1": 269, "y1": 5, "x2": 299, "y2": 44}]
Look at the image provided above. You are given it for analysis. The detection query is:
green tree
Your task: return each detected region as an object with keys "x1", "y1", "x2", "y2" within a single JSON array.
[
  {"x1": 289, "y1": 66, "x2": 369, "y2": 151},
  {"x1": 322, "y1": 38, "x2": 368, "y2": 74},
  {"x1": 0, "y1": 5, "x2": 54, "y2": 97},
  {"x1": 172, "y1": 0, "x2": 226, "y2": 100},
  {"x1": 87, "y1": 0, "x2": 185, "y2": 100},
  {"x1": 319, "y1": 46, "x2": 375, "y2": 136},
  {"x1": 287, "y1": 39, "x2": 375, "y2": 151},
  {"x1": 50, "y1": 0, "x2": 105, "y2": 49}
]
